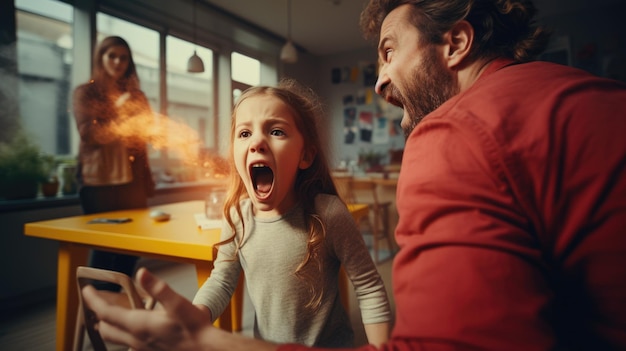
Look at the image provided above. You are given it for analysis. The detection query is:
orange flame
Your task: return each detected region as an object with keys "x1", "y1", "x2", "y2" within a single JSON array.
[
  {"x1": 100, "y1": 93, "x2": 228, "y2": 179},
  {"x1": 107, "y1": 111, "x2": 201, "y2": 165}
]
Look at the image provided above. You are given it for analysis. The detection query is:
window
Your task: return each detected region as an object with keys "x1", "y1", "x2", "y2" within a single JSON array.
[
  {"x1": 231, "y1": 52, "x2": 260, "y2": 103},
  {"x1": 16, "y1": 0, "x2": 73, "y2": 155},
  {"x1": 231, "y1": 52, "x2": 260, "y2": 87},
  {"x1": 165, "y1": 36, "x2": 214, "y2": 181},
  {"x1": 6, "y1": 1, "x2": 277, "y2": 202}
]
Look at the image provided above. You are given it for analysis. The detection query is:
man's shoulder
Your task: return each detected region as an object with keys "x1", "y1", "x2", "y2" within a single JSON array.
[{"x1": 490, "y1": 60, "x2": 618, "y2": 90}]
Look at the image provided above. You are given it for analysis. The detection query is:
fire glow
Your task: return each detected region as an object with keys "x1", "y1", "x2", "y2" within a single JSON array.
[{"x1": 100, "y1": 93, "x2": 228, "y2": 179}]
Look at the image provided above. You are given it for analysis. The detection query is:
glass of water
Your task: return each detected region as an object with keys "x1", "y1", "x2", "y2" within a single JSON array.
[{"x1": 205, "y1": 188, "x2": 226, "y2": 219}]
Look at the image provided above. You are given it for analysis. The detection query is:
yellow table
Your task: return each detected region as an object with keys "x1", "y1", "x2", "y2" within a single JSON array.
[{"x1": 24, "y1": 200, "x2": 368, "y2": 351}]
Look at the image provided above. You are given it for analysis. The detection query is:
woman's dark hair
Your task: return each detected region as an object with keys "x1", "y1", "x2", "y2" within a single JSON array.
[
  {"x1": 360, "y1": 0, "x2": 551, "y2": 62},
  {"x1": 92, "y1": 36, "x2": 141, "y2": 91}
]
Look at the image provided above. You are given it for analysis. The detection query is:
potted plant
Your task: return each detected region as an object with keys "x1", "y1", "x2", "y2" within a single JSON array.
[
  {"x1": 0, "y1": 132, "x2": 49, "y2": 200},
  {"x1": 56, "y1": 155, "x2": 78, "y2": 195},
  {"x1": 40, "y1": 153, "x2": 60, "y2": 197}
]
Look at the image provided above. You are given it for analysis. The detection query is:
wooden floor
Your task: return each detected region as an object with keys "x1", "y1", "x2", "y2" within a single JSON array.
[{"x1": 0, "y1": 252, "x2": 395, "y2": 350}]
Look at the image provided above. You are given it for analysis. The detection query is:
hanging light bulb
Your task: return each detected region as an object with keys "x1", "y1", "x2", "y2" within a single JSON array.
[
  {"x1": 187, "y1": 50, "x2": 205, "y2": 72},
  {"x1": 187, "y1": 0, "x2": 205, "y2": 73},
  {"x1": 280, "y1": 41, "x2": 297, "y2": 63},
  {"x1": 280, "y1": 0, "x2": 298, "y2": 63}
]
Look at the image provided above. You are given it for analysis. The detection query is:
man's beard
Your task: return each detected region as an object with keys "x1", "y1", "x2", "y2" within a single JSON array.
[{"x1": 389, "y1": 46, "x2": 459, "y2": 138}]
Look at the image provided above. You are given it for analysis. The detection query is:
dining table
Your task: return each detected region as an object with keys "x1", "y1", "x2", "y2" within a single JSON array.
[
  {"x1": 24, "y1": 200, "x2": 369, "y2": 351},
  {"x1": 367, "y1": 176, "x2": 399, "y2": 187}
]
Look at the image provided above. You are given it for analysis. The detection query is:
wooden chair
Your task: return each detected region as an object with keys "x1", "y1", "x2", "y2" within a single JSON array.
[
  {"x1": 333, "y1": 175, "x2": 396, "y2": 263},
  {"x1": 333, "y1": 175, "x2": 355, "y2": 204},
  {"x1": 74, "y1": 266, "x2": 156, "y2": 351},
  {"x1": 350, "y1": 178, "x2": 396, "y2": 263}
]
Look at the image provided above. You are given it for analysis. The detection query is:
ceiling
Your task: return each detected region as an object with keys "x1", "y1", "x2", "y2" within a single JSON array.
[
  {"x1": 200, "y1": 0, "x2": 371, "y2": 56},
  {"x1": 199, "y1": 0, "x2": 621, "y2": 57}
]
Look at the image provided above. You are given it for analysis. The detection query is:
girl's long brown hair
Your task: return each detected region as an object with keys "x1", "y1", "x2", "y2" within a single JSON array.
[{"x1": 217, "y1": 79, "x2": 337, "y2": 311}]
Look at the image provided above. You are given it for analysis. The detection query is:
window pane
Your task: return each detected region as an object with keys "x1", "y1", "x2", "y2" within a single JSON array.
[
  {"x1": 165, "y1": 36, "x2": 215, "y2": 181},
  {"x1": 16, "y1": 0, "x2": 73, "y2": 155},
  {"x1": 231, "y1": 52, "x2": 260, "y2": 86}
]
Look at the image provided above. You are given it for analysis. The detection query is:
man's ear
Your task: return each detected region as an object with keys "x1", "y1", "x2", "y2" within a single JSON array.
[
  {"x1": 443, "y1": 20, "x2": 473, "y2": 68},
  {"x1": 299, "y1": 147, "x2": 316, "y2": 169}
]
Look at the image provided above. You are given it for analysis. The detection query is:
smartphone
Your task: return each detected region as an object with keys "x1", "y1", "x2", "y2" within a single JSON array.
[{"x1": 88, "y1": 217, "x2": 132, "y2": 224}]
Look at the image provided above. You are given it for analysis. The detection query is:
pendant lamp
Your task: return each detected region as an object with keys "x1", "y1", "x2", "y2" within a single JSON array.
[
  {"x1": 187, "y1": 0, "x2": 205, "y2": 73},
  {"x1": 280, "y1": 0, "x2": 298, "y2": 63}
]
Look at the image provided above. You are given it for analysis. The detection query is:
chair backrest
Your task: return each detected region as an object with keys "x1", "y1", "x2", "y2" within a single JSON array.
[
  {"x1": 74, "y1": 266, "x2": 155, "y2": 351},
  {"x1": 349, "y1": 178, "x2": 381, "y2": 205},
  {"x1": 333, "y1": 175, "x2": 355, "y2": 203}
]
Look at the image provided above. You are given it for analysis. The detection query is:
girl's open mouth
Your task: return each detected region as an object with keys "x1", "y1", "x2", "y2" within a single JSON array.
[{"x1": 250, "y1": 163, "x2": 274, "y2": 197}]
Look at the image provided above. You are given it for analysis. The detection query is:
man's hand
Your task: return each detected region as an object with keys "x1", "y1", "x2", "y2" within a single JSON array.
[
  {"x1": 82, "y1": 267, "x2": 215, "y2": 351},
  {"x1": 83, "y1": 267, "x2": 282, "y2": 351}
]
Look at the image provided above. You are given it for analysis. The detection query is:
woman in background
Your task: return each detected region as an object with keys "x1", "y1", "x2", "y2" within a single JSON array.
[{"x1": 73, "y1": 36, "x2": 155, "y2": 290}]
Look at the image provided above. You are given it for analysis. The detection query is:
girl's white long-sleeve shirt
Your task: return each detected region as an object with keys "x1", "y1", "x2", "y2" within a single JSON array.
[{"x1": 193, "y1": 194, "x2": 391, "y2": 347}]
